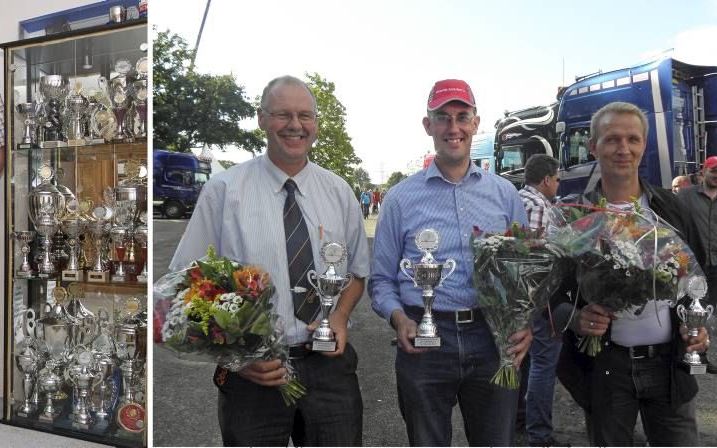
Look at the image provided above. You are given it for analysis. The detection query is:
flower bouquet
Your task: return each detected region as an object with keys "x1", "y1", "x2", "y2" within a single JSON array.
[
  {"x1": 546, "y1": 203, "x2": 704, "y2": 355},
  {"x1": 471, "y1": 223, "x2": 564, "y2": 389},
  {"x1": 153, "y1": 246, "x2": 306, "y2": 405}
]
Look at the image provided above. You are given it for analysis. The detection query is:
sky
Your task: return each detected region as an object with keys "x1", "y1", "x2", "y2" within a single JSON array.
[{"x1": 152, "y1": 0, "x2": 717, "y2": 184}]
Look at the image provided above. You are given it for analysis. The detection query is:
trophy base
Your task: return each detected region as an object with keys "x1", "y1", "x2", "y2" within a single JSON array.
[
  {"x1": 680, "y1": 361, "x2": 707, "y2": 375},
  {"x1": 38, "y1": 411, "x2": 59, "y2": 423},
  {"x1": 15, "y1": 271, "x2": 35, "y2": 279},
  {"x1": 312, "y1": 340, "x2": 337, "y2": 352},
  {"x1": 88, "y1": 271, "x2": 110, "y2": 283},
  {"x1": 62, "y1": 270, "x2": 84, "y2": 282},
  {"x1": 414, "y1": 336, "x2": 441, "y2": 348},
  {"x1": 67, "y1": 138, "x2": 87, "y2": 147},
  {"x1": 136, "y1": 274, "x2": 147, "y2": 283},
  {"x1": 16, "y1": 407, "x2": 35, "y2": 418},
  {"x1": 40, "y1": 141, "x2": 68, "y2": 148},
  {"x1": 72, "y1": 420, "x2": 91, "y2": 430},
  {"x1": 37, "y1": 272, "x2": 55, "y2": 279},
  {"x1": 17, "y1": 143, "x2": 35, "y2": 150},
  {"x1": 112, "y1": 274, "x2": 127, "y2": 282},
  {"x1": 88, "y1": 138, "x2": 106, "y2": 145}
]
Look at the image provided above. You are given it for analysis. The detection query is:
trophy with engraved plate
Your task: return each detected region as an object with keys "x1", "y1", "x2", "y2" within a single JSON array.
[
  {"x1": 677, "y1": 276, "x2": 714, "y2": 375},
  {"x1": 307, "y1": 242, "x2": 353, "y2": 352},
  {"x1": 400, "y1": 229, "x2": 456, "y2": 347}
]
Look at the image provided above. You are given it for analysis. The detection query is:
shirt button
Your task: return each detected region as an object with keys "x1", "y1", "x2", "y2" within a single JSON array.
[{"x1": 605, "y1": 370, "x2": 610, "y2": 375}]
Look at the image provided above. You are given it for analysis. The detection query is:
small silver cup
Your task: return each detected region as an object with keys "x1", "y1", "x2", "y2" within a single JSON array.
[
  {"x1": 677, "y1": 276, "x2": 714, "y2": 375},
  {"x1": 307, "y1": 242, "x2": 353, "y2": 352},
  {"x1": 400, "y1": 229, "x2": 456, "y2": 347}
]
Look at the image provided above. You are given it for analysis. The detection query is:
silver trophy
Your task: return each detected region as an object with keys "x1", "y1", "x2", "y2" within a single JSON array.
[
  {"x1": 13, "y1": 230, "x2": 36, "y2": 278},
  {"x1": 88, "y1": 206, "x2": 111, "y2": 283},
  {"x1": 307, "y1": 242, "x2": 353, "y2": 352},
  {"x1": 14, "y1": 311, "x2": 47, "y2": 418},
  {"x1": 28, "y1": 165, "x2": 66, "y2": 278},
  {"x1": 66, "y1": 283, "x2": 97, "y2": 347},
  {"x1": 67, "y1": 349, "x2": 97, "y2": 429},
  {"x1": 677, "y1": 276, "x2": 714, "y2": 375},
  {"x1": 400, "y1": 229, "x2": 456, "y2": 347},
  {"x1": 39, "y1": 75, "x2": 69, "y2": 148},
  {"x1": 38, "y1": 369, "x2": 63, "y2": 422},
  {"x1": 65, "y1": 88, "x2": 89, "y2": 146},
  {"x1": 91, "y1": 308, "x2": 117, "y2": 419},
  {"x1": 135, "y1": 223, "x2": 148, "y2": 283},
  {"x1": 61, "y1": 213, "x2": 85, "y2": 281},
  {"x1": 16, "y1": 102, "x2": 40, "y2": 149},
  {"x1": 132, "y1": 78, "x2": 148, "y2": 138},
  {"x1": 115, "y1": 297, "x2": 146, "y2": 404},
  {"x1": 110, "y1": 226, "x2": 128, "y2": 282}
]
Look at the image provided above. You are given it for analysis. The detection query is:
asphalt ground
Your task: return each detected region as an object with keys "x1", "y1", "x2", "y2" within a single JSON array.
[{"x1": 152, "y1": 216, "x2": 717, "y2": 447}]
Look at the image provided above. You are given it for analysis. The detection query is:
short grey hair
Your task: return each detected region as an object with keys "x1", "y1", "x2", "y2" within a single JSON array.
[
  {"x1": 259, "y1": 75, "x2": 317, "y2": 112},
  {"x1": 589, "y1": 101, "x2": 648, "y2": 142},
  {"x1": 524, "y1": 154, "x2": 559, "y2": 185}
]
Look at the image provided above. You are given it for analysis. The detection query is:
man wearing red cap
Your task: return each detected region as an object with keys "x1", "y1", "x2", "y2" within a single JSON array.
[
  {"x1": 678, "y1": 155, "x2": 717, "y2": 306},
  {"x1": 370, "y1": 79, "x2": 531, "y2": 446}
]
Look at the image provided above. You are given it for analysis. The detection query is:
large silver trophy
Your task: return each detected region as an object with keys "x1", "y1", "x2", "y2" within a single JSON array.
[
  {"x1": 400, "y1": 229, "x2": 456, "y2": 347},
  {"x1": 16, "y1": 102, "x2": 40, "y2": 149},
  {"x1": 677, "y1": 276, "x2": 714, "y2": 375},
  {"x1": 28, "y1": 165, "x2": 66, "y2": 278},
  {"x1": 39, "y1": 75, "x2": 69, "y2": 148},
  {"x1": 88, "y1": 206, "x2": 111, "y2": 283},
  {"x1": 13, "y1": 230, "x2": 36, "y2": 278},
  {"x1": 15, "y1": 310, "x2": 48, "y2": 418},
  {"x1": 65, "y1": 88, "x2": 89, "y2": 146},
  {"x1": 91, "y1": 307, "x2": 117, "y2": 420},
  {"x1": 307, "y1": 242, "x2": 353, "y2": 352},
  {"x1": 67, "y1": 349, "x2": 98, "y2": 429},
  {"x1": 115, "y1": 297, "x2": 146, "y2": 404},
  {"x1": 61, "y1": 209, "x2": 85, "y2": 281}
]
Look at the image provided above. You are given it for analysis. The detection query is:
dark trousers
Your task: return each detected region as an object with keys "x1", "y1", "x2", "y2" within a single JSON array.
[
  {"x1": 395, "y1": 307, "x2": 519, "y2": 446},
  {"x1": 215, "y1": 343, "x2": 363, "y2": 446},
  {"x1": 589, "y1": 344, "x2": 699, "y2": 446}
]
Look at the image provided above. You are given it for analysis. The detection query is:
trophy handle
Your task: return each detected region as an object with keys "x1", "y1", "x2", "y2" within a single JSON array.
[
  {"x1": 25, "y1": 309, "x2": 36, "y2": 338},
  {"x1": 707, "y1": 304, "x2": 714, "y2": 319},
  {"x1": 306, "y1": 270, "x2": 320, "y2": 292},
  {"x1": 438, "y1": 259, "x2": 457, "y2": 287},
  {"x1": 340, "y1": 273, "x2": 354, "y2": 292},
  {"x1": 400, "y1": 259, "x2": 416, "y2": 285},
  {"x1": 676, "y1": 304, "x2": 686, "y2": 322}
]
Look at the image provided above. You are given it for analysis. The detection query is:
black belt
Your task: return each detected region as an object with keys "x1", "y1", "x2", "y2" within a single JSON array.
[
  {"x1": 405, "y1": 306, "x2": 480, "y2": 324},
  {"x1": 288, "y1": 344, "x2": 313, "y2": 359},
  {"x1": 608, "y1": 341, "x2": 672, "y2": 360}
]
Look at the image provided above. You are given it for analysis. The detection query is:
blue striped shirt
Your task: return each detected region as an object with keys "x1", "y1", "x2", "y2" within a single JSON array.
[
  {"x1": 369, "y1": 161, "x2": 528, "y2": 321},
  {"x1": 170, "y1": 154, "x2": 371, "y2": 345}
]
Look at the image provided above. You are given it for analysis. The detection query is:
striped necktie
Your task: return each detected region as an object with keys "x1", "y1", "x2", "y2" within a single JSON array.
[{"x1": 283, "y1": 179, "x2": 319, "y2": 323}]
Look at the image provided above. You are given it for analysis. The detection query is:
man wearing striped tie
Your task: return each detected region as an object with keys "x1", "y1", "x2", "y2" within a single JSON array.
[
  {"x1": 369, "y1": 79, "x2": 532, "y2": 446},
  {"x1": 169, "y1": 75, "x2": 369, "y2": 446}
]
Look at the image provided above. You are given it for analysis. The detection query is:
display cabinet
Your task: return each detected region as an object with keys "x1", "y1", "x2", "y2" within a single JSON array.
[{"x1": 2, "y1": 20, "x2": 147, "y2": 447}]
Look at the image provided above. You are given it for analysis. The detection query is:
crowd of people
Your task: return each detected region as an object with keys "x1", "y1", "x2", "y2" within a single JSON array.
[{"x1": 169, "y1": 75, "x2": 715, "y2": 447}]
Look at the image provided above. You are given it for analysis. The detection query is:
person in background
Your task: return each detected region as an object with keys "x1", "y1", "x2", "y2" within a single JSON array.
[
  {"x1": 169, "y1": 75, "x2": 369, "y2": 446},
  {"x1": 677, "y1": 155, "x2": 717, "y2": 306},
  {"x1": 370, "y1": 78, "x2": 531, "y2": 446},
  {"x1": 672, "y1": 175, "x2": 691, "y2": 194},
  {"x1": 360, "y1": 190, "x2": 371, "y2": 219},
  {"x1": 518, "y1": 154, "x2": 562, "y2": 447},
  {"x1": 552, "y1": 101, "x2": 709, "y2": 446},
  {"x1": 372, "y1": 188, "x2": 381, "y2": 215}
]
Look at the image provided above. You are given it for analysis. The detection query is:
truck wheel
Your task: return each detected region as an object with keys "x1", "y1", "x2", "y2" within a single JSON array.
[{"x1": 163, "y1": 201, "x2": 186, "y2": 219}]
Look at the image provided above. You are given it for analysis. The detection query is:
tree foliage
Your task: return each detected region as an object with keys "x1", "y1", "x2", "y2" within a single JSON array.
[
  {"x1": 153, "y1": 29, "x2": 263, "y2": 153},
  {"x1": 354, "y1": 167, "x2": 374, "y2": 191},
  {"x1": 305, "y1": 73, "x2": 361, "y2": 187},
  {"x1": 385, "y1": 171, "x2": 408, "y2": 190}
]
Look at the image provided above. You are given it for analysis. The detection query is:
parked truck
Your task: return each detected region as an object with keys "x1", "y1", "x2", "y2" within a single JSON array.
[
  {"x1": 493, "y1": 57, "x2": 717, "y2": 195},
  {"x1": 153, "y1": 149, "x2": 211, "y2": 219}
]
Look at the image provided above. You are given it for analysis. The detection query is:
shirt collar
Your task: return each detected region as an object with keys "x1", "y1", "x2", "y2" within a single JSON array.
[
  {"x1": 261, "y1": 154, "x2": 312, "y2": 196},
  {"x1": 424, "y1": 159, "x2": 481, "y2": 184},
  {"x1": 523, "y1": 185, "x2": 550, "y2": 203}
]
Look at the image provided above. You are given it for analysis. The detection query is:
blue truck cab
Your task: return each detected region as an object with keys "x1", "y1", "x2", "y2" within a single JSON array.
[
  {"x1": 153, "y1": 149, "x2": 211, "y2": 219},
  {"x1": 555, "y1": 57, "x2": 717, "y2": 196}
]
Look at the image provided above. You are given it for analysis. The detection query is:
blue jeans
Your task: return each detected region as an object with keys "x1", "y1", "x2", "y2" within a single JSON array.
[
  {"x1": 525, "y1": 314, "x2": 562, "y2": 444},
  {"x1": 395, "y1": 307, "x2": 519, "y2": 446}
]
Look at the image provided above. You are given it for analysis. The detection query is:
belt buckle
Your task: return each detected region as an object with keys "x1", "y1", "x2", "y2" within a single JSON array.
[
  {"x1": 455, "y1": 309, "x2": 473, "y2": 324},
  {"x1": 628, "y1": 346, "x2": 646, "y2": 360}
]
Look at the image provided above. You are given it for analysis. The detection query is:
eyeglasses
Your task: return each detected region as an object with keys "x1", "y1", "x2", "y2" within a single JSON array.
[
  {"x1": 263, "y1": 110, "x2": 317, "y2": 124},
  {"x1": 430, "y1": 112, "x2": 475, "y2": 126}
]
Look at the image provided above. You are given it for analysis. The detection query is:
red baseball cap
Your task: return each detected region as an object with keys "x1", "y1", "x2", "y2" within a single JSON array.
[
  {"x1": 427, "y1": 79, "x2": 476, "y2": 111},
  {"x1": 704, "y1": 156, "x2": 717, "y2": 170}
]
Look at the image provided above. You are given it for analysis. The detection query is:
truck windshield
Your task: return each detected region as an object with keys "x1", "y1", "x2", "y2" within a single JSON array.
[{"x1": 499, "y1": 145, "x2": 524, "y2": 172}]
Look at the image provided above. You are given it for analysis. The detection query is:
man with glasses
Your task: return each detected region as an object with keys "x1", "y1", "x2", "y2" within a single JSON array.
[
  {"x1": 170, "y1": 75, "x2": 369, "y2": 446},
  {"x1": 518, "y1": 154, "x2": 562, "y2": 447},
  {"x1": 370, "y1": 79, "x2": 531, "y2": 446}
]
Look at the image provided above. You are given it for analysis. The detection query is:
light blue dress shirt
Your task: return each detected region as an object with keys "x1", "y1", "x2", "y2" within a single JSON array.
[
  {"x1": 170, "y1": 154, "x2": 371, "y2": 345},
  {"x1": 369, "y1": 161, "x2": 528, "y2": 322}
]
